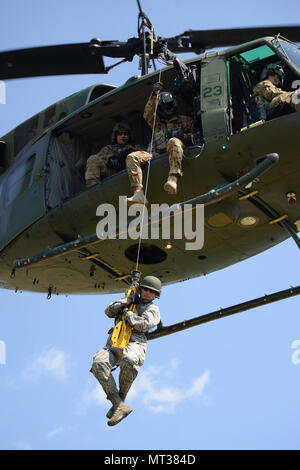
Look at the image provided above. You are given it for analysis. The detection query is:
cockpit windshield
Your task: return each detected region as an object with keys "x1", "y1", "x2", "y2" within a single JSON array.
[{"x1": 277, "y1": 40, "x2": 300, "y2": 70}]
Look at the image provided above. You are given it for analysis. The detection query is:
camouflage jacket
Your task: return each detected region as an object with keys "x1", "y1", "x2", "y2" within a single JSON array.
[
  {"x1": 253, "y1": 79, "x2": 293, "y2": 112},
  {"x1": 105, "y1": 297, "x2": 160, "y2": 344},
  {"x1": 144, "y1": 94, "x2": 195, "y2": 154},
  {"x1": 96, "y1": 143, "x2": 143, "y2": 178}
]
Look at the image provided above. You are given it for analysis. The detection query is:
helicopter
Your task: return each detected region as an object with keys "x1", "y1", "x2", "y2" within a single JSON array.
[{"x1": 0, "y1": 0, "x2": 300, "y2": 326}]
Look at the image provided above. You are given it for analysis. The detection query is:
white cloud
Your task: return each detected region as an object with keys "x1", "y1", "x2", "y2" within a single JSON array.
[
  {"x1": 131, "y1": 365, "x2": 211, "y2": 414},
  {"x1": 186, "y1": 371, "x2": 211, "y2": 397},
  {"x1": 78, "y1": 360, "x2": 211, "y2": 415},
  {"x1": 22, "y1": 347, "x2": 69, "y2": 381}
]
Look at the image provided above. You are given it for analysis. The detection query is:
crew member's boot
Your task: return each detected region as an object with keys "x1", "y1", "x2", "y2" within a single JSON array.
[
  {"x1": 164, "y1": 174, "x2": 178, "y2": 194},
  {"x1": 165, "y1": 137, "x2": 183, "y2": 195},
  {"x1": 126, "y1": 187, "x2": 148, "y2": 206}
]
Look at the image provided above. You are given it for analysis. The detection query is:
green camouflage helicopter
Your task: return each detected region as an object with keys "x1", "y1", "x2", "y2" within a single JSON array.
[{"x1": 0, "y1": 3, "x2": 300, "y2": 330}]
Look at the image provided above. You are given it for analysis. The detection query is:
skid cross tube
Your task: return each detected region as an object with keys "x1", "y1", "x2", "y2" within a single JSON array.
[
  {"x1": 13, "y1": 153, "x2": 278, "y2": 271},
  {"x1": 148, "y1": 285, "x2": 300, "y2": 340}
]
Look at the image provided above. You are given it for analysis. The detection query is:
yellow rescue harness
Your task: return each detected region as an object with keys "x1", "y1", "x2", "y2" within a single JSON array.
[{"x1": 110, "y1": 285, "x2": 138, "y2": 362}]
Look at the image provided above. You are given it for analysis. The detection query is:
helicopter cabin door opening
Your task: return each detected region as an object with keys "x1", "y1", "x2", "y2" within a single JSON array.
[
  {"x1": 45, "y1": 62, "x2": 202, "y2": 210},
  {"x1": 227, "y1": 40, "x2": 300, "y2": 134}
]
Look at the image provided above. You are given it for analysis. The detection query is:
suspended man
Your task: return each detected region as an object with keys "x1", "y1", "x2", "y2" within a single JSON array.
[{"x1": 90, "y1": 276, "x2": 162, "y2": 426}]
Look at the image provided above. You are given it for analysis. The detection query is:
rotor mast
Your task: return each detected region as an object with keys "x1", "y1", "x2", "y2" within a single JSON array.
[{"x1": 137, "y1": 0, "x2": 154, "y2": 76}]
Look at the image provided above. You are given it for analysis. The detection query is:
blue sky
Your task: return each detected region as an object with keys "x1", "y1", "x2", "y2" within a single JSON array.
[{"x1": 0, "y1": 0, "x2": 300, "y2": 451}]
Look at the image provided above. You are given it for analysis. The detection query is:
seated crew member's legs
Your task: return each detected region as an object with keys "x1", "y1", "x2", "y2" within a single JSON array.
[
  {"x1": 164, "y1": 137, "x2": 184, "y2": 195},
  {"x1": 85, "y1": 154, "x2": 106, "y2": 187},
  {"x1": 126, "y1": 151, "x2": 152, "y2": 205}
]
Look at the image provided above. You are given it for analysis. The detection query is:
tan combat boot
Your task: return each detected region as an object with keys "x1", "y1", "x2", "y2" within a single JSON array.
[
  {"x1": 107, "y1": 401, "x2": 132, "y2": 426},
  {"x1": 90, "y1": 370, "x2": 122, "y2": 421},
  {"x1": 127, "y1": 187, "x2": 148, "y2": 206},
  {"x1": 106, "y1": 390, "x2": 127, "y2": 419},
  {"x1": 164, "y1": 175, "x2": 178, "y2": 194},
  {"x1": 105, "y1": 389, "x2": 121, "y2": 420}
]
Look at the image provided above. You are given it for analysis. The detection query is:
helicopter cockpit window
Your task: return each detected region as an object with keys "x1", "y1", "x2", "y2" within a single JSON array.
[
  {"x1": 227, "y1": 44, "x2": 288, "y2": 133},
  {"x1": 239, "y1": 44, "x2": 276, "y2": 63},
  {"x1": 277, "y1": 41, "x2": 300, "y2": 71},
  {"x1": 5, "y1": 154, "x2": 35, "y2": 207}
]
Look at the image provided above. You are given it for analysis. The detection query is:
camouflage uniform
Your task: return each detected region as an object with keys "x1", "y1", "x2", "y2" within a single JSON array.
[
  {"x1": 253, "y1": 79, "x2": 300, "y2": 119},
  {"x1": 90, "y1": 297, "x2": 160, "y2": 410},
  {"x1": 85, "y1": 143, "x2": 142, "y2": 187},
  {"x1": 126, "y1": 94, "x2": 195, "y2": 190}
]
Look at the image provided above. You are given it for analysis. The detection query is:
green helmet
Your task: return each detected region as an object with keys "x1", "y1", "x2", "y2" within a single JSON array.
[{"x1": 139, "y1": 276, "x2": 162, "y2": 296}]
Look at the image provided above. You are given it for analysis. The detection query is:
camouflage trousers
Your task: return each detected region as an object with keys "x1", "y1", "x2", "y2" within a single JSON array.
[
  {"x1": 90, "y1": 341, "x2": 146, "y2": 399},
  {"x1": 85, "y1": 154, "x2": 107, "y2": 187},
  {"x1": 126, "y1": 137, "x2": 184, "y2": 189}
]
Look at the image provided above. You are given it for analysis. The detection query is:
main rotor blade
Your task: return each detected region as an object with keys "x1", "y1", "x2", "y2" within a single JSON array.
[
  {"x1": 2, "y1": 25, "x2": 299, "y2": 80},
  {"x1": 0, "y1": 43, "x2": 108, "y2": 80},
  {"x1": 0, "y1": 39, "x2": 144, "y2": 80},
  {"x1": 183, "y1": 25, "x2": 300, "y2": 51}
]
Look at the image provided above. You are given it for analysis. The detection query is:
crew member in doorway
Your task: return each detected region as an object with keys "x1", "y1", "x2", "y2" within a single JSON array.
[
  {"x1": 126, "y1": 83, "x2": 195, "y2": 205},
  {"x1": 85, "y1": 123, "x2": 143, "y2": 187}
]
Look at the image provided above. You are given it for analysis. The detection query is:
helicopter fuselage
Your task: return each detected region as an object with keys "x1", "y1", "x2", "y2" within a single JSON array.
[{"x1": 0, "y1": 36, "x2": 300, "y2": 294}]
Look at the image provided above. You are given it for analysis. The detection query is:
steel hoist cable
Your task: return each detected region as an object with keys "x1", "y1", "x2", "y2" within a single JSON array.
[{"x1": 135, "y1": 69, "x2": 162, "y2": 272}]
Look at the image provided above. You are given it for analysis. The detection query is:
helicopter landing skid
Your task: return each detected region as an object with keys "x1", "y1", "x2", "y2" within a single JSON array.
[{"x1": 148, "y1": 284, "x2": 300, "y2": 340}]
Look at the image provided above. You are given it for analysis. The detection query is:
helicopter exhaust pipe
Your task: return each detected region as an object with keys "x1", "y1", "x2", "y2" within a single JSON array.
[{"x1": 148, "y1": 285, "x2": 300, "y2": 340}]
